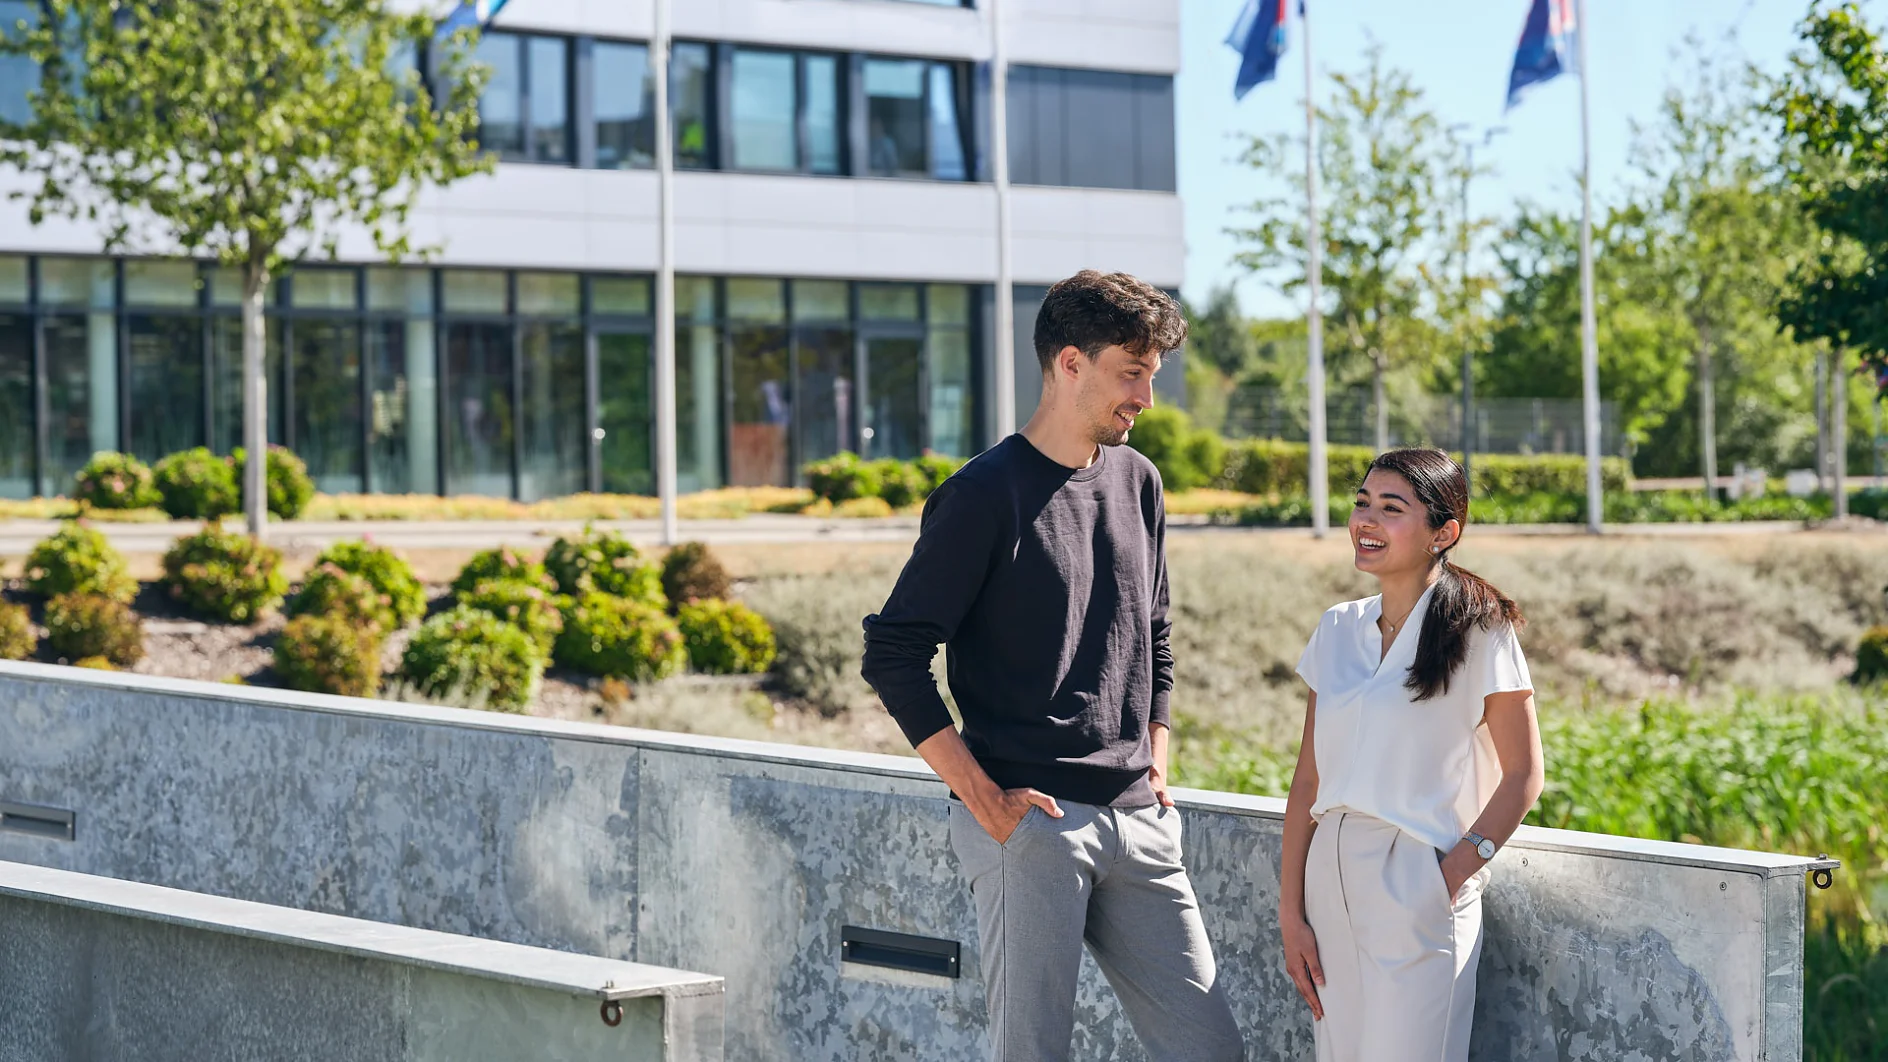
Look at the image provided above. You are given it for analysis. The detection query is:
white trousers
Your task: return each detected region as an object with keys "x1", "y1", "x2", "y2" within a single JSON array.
[{"x1": 1303, "y1": 810, "x2": 1489, "y2": 1062}]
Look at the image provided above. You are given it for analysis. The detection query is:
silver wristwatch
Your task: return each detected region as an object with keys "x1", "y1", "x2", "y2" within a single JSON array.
[{"x1": 1464, "y1": 831, "x2": 1498, "y2": 861}]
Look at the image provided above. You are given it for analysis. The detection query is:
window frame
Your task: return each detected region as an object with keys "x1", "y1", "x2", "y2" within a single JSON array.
[
  {"x1": 474, "y1": 29, "x2": 573, "y2": 166},
  {"x1": 855, "y1": 53, "x2": 972, "y2": 183}
]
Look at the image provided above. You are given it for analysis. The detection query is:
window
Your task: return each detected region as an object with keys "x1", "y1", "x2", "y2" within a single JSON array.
[
  {"x1": 529, "y1": 36, "x2": 570, "y2": 163},
  {"x1": 290, "y1": 320, "x2": 364, "y2": 493},
  {"x1": 594, "y1": 40, "x2": 653, "y2": 169},
  {"x1": 805, "y1": 56, "x2": 842, "y2": 174},
  {"x1": 1008, "y1": 66, "x2": 1175, "y2": 192},
  {"x1": 0, "y1": 312, "x2": 28, "y2": 498},
  {"x1": 671, "y1": 42, "x2": 713, "y2": 169},
  {"x1": 731, "y1": 49, "x2": 796, "y2": 171},
  {"x1": 476, "y1": 32, "x2": 569, "y2": 163},
  {"x1": 864, "y1": 58, "x2": 968, "y2": 180},
  {"x1": 475, "y1": 33, "x2": 524, "y2": 157}
]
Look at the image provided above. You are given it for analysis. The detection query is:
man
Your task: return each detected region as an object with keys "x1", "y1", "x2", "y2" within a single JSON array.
[{"x1": 861, "y1": 270, "x2": 1245, "y2": 1062}]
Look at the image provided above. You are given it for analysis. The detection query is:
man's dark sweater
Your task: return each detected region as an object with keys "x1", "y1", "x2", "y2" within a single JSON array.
[{"x1": 860, "y1": 434, "x2": 1172, "y2": 808}]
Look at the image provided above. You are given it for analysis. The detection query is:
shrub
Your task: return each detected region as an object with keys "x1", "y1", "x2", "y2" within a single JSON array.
[
  {"x1": 232, "y1": 445, "x2": 316, "y2": 520},
  {"x1": 804, "y1": 452, "x2": 881, "y2": 503},
  {"x1": 461, "y1": 579, "x2": 565, "y2": 656},
  {"x1": 44, "y1": 592, "x2": 144, "y2": 666},
  {"x1": 23, "y1": 524, "x2": 137, "y2": 603},
  {"x1": 153, "y1": 447, "x2": 239, "y2": 520},
  {"x1": 677, "y1": 599, "x2": 777, "y2": 675},
  {"x1": 275, "y1": 614, "x2": 382, "y2": 697},
  {"x1": 1857, "y1": 626, "x2": 1888, "y2": 684},
  {"x1": 1851, "y1": 488, "x2": 1888, "y2": 521},
  {"x1": 1216, "y1": 439, "x2": 1633, "y2": 499},
  {"x1": 287, "y1": 563, "x2": 393, "y2": 631},
  {"x1": 72, "y1": 656, "x2": 116, "y2": 670},
  {"x1": 450, "y1": 546, "x2": 554, "y2": 599},
  {"x1": 1125, "y1": 407, "x2": 1224, "y2": 492},
  {"x1": 872, "y1": 459, "x2": 928, "y2": 509},
  {"x1": 398, "y1": 605, "x2": 542, "y2": 712},
  {"x1": 313, "y1": 540, "x2": 426, "y2": 627},
  {"x1": 73, "y1": 452, "x2": 160, "y2": 510},
  {"x1": 554, "y1": 592, "x2": 688, "y2": 681},
  {"x1": 834, "y1": 496, "x2": 894, "y2": 518},
  {"x1": 914, "y1": 454, "x2": 966, "y2": 495},
  {"x1": 160, "y1": 527, "x2": 287, "y2": 623},
  {"x1": 0, "y1": 600, "x2": 34, "y2": 660},
  {"x1": 543, "y1": 527, "x2": 665, "y2": 606},
  {"x1": 660, "y1": 541, "x2": 732, "y2": 610}
]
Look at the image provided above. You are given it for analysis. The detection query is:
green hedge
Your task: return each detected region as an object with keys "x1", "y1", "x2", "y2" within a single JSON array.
[
  {"x1": 1217, "y1": 438, "x2": 1633, "y2": 498},
  {"x1": 1227, "y1": 489, "x2": 1852, "y2": 527},
  {"x1": 1125, "y1": 407, "x2": 1225, "y2": 492},
  {"x1": 803, "y1": 453, "x2": 967, "y2": 506}
]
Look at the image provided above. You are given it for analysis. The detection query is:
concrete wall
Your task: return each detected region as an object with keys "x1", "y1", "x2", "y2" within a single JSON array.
[
  {"x1": 0, "y1": 663, "x2": 1822, "y2": 1061},
  {"x1": 0, "y1": 859, "x2": 722, "y2": 1062}
]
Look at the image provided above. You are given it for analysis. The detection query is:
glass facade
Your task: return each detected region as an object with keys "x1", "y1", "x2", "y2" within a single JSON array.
[
  {"x1": 1007, "y1": 66, "x2": 1177, "y2": 192},
  {"x1": 671, "y1": 42, "x2": 715, "y2": 170},
  {"x1": 0, "y1": 257, "x2": 983, "y2": 501}
]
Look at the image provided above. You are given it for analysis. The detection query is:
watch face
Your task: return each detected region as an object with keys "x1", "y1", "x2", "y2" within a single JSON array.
[{"x1": 1477, "y1": 839, "x2": 1497, "y2": 860}]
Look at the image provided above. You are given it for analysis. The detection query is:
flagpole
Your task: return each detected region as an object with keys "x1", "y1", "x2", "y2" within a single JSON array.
[
  {"x1": 1576, "y1": 0, "x2": 1602, "y2": 534},
  {"x1": 992, "y1": 0, "x2": 1017, "y2": 441},
  {"x1": 1303, "y1": 0, "x2": 1328, "y2": 539},
  {"x1": 653, "y1": 0, "x2": 679, "y2": 546}
]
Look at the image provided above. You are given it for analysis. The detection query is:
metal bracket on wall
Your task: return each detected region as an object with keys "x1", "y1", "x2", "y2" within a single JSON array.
[
  {"x1": 840, "y1": 925, "x2": 961, "y2": 979},
  {"x1": 0, "y1": 801, "x2": 76, "y2": 841},
  {"x1": 1809, "y1": 855, "x2": 1841, "y2": 891}
]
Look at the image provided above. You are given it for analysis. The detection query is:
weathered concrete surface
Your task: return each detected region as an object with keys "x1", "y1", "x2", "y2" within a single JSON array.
[
  {"x1": 0, "y1": 860, "x2": 722, "y2": 1062},
  {"x1": 0, "y1": 662, "x2": 1825, "y2": 1061}
]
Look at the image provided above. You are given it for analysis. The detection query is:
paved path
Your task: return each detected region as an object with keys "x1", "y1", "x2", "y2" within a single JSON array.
[
  {"x1": 1, "y1": 513, "x2": 1873, "y2": 557},
  {"x1": 0, "y1": 515, "x2": 924, "y2": 557}
]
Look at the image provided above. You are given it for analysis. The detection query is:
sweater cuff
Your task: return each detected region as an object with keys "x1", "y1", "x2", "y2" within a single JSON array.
[
  {"x1": 1150, "y1": 688, "x2": 1173, "y2": 730},
  {"x1": 887, "y1": 695, "x2": 957, "y2": 750}
]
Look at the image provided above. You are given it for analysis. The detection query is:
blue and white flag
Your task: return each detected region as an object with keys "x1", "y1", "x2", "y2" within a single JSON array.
[
  {"x1": 1506, "y1": 0, "x2": 1578, "y2": 110},
  {"x1": 436, "y1": 0, "x2": 510, "y2": 40},
  {"x1": 1227, "y1": 0, "x2": 1290, "y2": 101}
]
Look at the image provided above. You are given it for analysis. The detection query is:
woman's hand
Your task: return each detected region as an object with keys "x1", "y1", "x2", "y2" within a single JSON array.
[
  {"x1": 1280, "y1": 915, "x2": 1325, "y2": 1020},
  {"x1": 1439, "y1": 846, "x2": 1478, "y2": 901}
]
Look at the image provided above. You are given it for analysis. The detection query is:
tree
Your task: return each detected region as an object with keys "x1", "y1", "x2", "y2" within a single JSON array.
[
  {"x1": 1634, "y1": 38, "x2": 1813, "y2": 495},
  {"x1": 0, "y1": 0, "x2": 491, "y2": 535},
  {"x1": 1776, "y1": 2, "x2": 1888, "y2": 515},
  {"x1": 1230, "y1": 45, "x2": 1456, "y2": 452},
  {"x1": 1482, "y1": 205, "x2": 1693, "y2": 459}
]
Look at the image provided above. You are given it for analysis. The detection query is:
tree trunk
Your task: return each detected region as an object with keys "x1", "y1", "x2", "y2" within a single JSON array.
[
  {"x1": 1372, "y1": 352, "x2": 1388, "y2": 454},
  {"x1": 243, "y1": 260, "x2": 269, "y2": 539},
  {"x1": 1697, "y1": 332, "x2": 1717, "y2": 502},
  {"x1": 1814, "y1": 351, "x2": 1829, "y2": 493},
  {"x1": 1832, "y1": 347, "x2": 1849, "y2": 520}
]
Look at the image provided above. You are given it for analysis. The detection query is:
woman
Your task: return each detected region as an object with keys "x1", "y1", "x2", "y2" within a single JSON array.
[{"x1": 1278, "y1": 448, "x2": 1545, "y2": 1062}]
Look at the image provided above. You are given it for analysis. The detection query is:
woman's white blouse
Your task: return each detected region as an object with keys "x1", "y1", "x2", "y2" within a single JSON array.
[{"x1": 1294, "y1": 582, "x2": 1534, "y2": 853}]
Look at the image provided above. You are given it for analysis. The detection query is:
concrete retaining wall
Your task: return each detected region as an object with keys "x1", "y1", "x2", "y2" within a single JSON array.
[
  {"x1": 0, "y1": 662, "x2": 1826, "y2": 1060},
  {"x1": 0, "y1": 859, "x2": 723, "y2": 1062}
]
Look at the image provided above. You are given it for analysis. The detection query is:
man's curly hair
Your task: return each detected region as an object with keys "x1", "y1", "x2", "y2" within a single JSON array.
[{"x1": 1032, "y1": 270, "x2": 1187, "y2": 371}]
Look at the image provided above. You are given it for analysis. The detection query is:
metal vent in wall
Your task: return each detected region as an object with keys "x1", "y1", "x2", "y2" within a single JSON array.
[
  {"x1": 0, "y1": 801, "x2": 76, "y2": 841},
  {"x1": 840, "y1": 925, "x2": 960, "y2": 978}
]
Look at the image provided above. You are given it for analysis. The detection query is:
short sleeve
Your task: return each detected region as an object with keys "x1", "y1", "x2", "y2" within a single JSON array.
[
  {"x1": 1479, "y1": 621, "x2": 1534, "y2": 700},
  {"x1": 1294, "y1": 620, "x2": 1324, "y2": 694}
]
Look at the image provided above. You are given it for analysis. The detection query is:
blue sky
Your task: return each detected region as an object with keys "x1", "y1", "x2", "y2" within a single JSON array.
[{"x1": 1176, "y1": 0, "x2": 1808, "y2": 317}]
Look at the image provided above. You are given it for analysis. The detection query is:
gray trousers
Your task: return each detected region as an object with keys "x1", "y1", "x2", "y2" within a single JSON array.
[{"x1": 948, "y1": 799, "x2": 1246, "y2": 1062}]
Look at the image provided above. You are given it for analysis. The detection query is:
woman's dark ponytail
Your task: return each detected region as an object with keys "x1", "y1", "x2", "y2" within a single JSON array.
[{"x1": 1363, "y1": 449, "x2": 1525, "y2": 701}]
